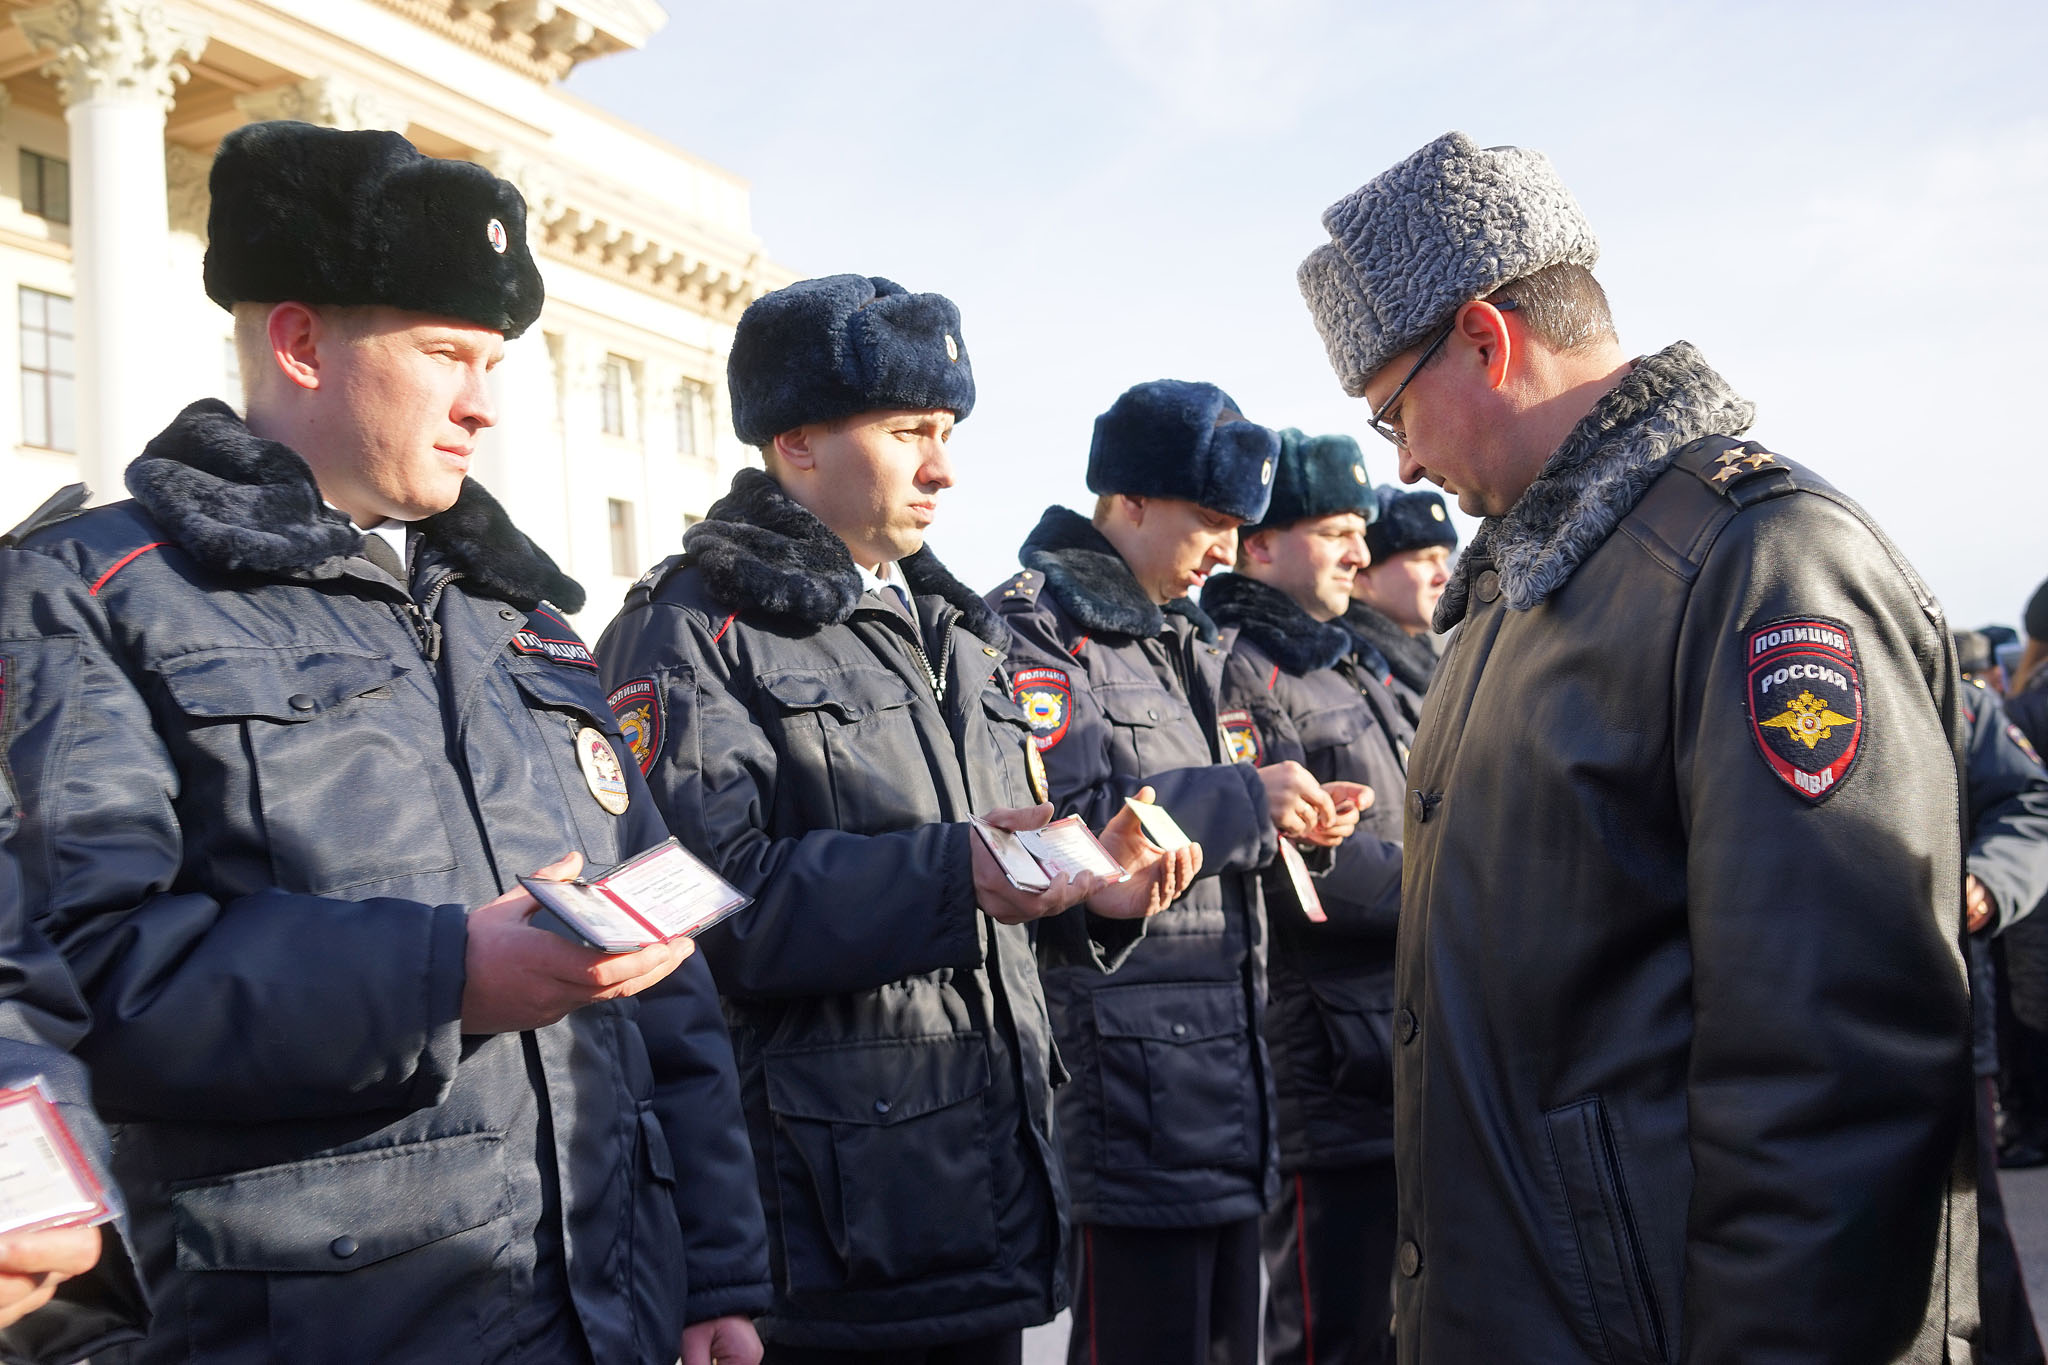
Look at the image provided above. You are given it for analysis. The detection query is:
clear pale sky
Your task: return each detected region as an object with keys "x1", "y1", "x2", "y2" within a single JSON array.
[{"x1": 570, "y1": 0, "x2": 2046, "y2": 633}]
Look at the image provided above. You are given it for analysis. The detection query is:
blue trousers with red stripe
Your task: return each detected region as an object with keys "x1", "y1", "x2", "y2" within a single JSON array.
[
  {"x1": 1067, "y1": 1219, "x2": 1260, "y2": 1365},
  {"x1": 1260, "y1": 1162, "x2": 1397, "y2": 1365}
]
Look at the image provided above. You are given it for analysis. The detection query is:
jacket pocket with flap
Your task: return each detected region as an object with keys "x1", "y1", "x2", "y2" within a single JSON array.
[
  {"x1": 763, "y1": 1032, "x2": 999, "y2": 1294},
  {"x1": 758, "y1": 666, "x2": 932, "y2": 836},
  {"x1": 157, "y1": 646, "x2": 457, "y2": 895},
  {"x1": 1093, "y1": 981, "x2": 1257, "y2": 1172}
]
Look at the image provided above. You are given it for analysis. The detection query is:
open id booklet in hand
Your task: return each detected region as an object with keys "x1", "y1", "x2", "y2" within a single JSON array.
[
  {"x1": 0, "y1": 1079, "x2": 116, "y2": 1237},
  {"x1": 522, "y1": 838, "x2": 750, "y2": 953},
  {"x1": 972, "y1": 816, "x2": 1130, "y2": 892}
]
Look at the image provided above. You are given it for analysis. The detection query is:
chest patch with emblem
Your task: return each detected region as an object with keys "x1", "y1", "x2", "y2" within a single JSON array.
[
  {"x1": 1220, "y1": 708, "x2": 1263, "y2": 766},
  {"x1": 1013, "y1": 666, "x2": 1073, "y2": 751},
  {"x1": 606, "y1": 678, "x2": 665, "y2": 775},
  {"x1": 1745, "y1": 616, "x2": 1863, "y2": 802},
  {"x1": 576, "y1": 726, "x2": 631, "y2": 814}
]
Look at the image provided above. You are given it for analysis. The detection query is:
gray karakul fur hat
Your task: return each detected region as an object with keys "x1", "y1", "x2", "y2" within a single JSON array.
[
  {"x1": 1366, "y1": 483, "x2": 1458, "y2": 561},
  {"x1": 728, "y1": 274, "x2": 974, "y2": 446},
  {"x1": 1298, "y1": 131, "x2": 1599, "y2": 396},
  {"x1": 205, "y1": 121, "x2": 544, "y2": 339},
  {"x1": 1088, "y1": 380, "x2": 1279, "y2": 524},
  {"x1": 1245, "y1": 429, "x2": 1376, "y2": 534}
]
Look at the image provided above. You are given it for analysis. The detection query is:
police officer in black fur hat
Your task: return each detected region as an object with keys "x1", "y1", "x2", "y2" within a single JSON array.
[
  {"x1": 1200, "y1": 429, "x2": 1403, "y2": 1365},
  {"x1": 0, "y1": 121, "x2": 770, "y2": 1364},
  {"x1": 989, "y1": 382, "x2": 1361, "y2": 1365},
  {"x1": 599, "y1": 275, "x2": 1196, "y2": 1365}
]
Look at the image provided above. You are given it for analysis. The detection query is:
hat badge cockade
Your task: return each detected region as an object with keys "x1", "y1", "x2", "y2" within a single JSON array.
[
  {"x1": 944, "y1": 332, "x2": 959, "y2": 362},
  {"x1": 1352, "y1": 462, "x2": 1368, "y2": 483},
  {"x1": 1261, "y1": 460, "x2": 1274, "y2": 484},
  {"x1": 1430, "y1": 503, "x2": 1447, "y2": 521},
  {"x1": 486, "y1": 218, "x2": 508, "y2": 254}
]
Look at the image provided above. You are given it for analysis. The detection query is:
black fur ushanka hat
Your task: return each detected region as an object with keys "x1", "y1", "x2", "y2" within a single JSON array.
[
  {"x1": 1245, "y1": 428, "x2": 1376, "y2": 534},
  {"x1": 204, "y1": 121, "x2": 544, "y2": 339},
  {"x1": 1087, "y1": 380, "x2": 1279, "y2": 524}
]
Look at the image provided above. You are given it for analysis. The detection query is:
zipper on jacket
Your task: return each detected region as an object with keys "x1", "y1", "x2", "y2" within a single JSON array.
[
  {"x1": 400, "y1": 568, "x2": 460, "y2": 664},
  {"x1": 1596, "y1": 1115, "x2": 1669, "y2": 1361}
]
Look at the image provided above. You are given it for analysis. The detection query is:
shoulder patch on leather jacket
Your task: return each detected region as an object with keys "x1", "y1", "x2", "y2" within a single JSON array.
[
  {"x1": 1220, "y1": 708, "x2": 1263, "y2": 766},
  {"x1": 1013, "y1": 666, "x2": 1072, "y2": 751},
  {"x1": 1745, "y1": 616, "x2": 1864, "y2": 802},
  {"x1": 607, "y1": 678, "x2": 665, "y2": 775}
]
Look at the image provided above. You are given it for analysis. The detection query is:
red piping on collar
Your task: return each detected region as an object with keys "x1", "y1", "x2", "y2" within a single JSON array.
[{"x1": 89, "y1": 542, "x2": 166, "y2": 597}]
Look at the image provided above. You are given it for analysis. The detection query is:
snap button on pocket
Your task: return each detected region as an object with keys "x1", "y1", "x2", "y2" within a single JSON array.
[
  {"x1": 1147, "y1": 708, "x2": 1159, "y2": 721},
  {"x1": 1398, "y1": 1240, "x2": 1421, "y2": 1276},
  {"x1": 288, "y1": 693, "x2": 316, "y2": 712},
  {"x1": 1395, "y1": 1008, "x2": 1419, "y2": 1043},
  {"x1": 500, "y1": 608, "x2": 521, "y2": 621},
  {"x1": 329, "y1": 1235, "x2": 358, "y2": 1259},
  {"x1": 1171, "y1": 1022, "x2": 1188, "y2": 1037},
  {"x1": 872, "y1": 1098, "x2": 891, "y2": 1116}
]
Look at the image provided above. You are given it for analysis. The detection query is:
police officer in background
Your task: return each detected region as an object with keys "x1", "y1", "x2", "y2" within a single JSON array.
[
  {"x1": 1344, "y1": 486, "x2": 1457, "y2": 722},
  {"x1": 598, "y1": 275, "x2": 1196, "y2": 1365},
  {"x1": 1199, "y1": 430, "x2": 1404, "y2": 1365},
  {"x1": 0, "y1": 122, "x2": 768, "y2": 1364},
  {"x1": 990, "y1": 382, "x2": 1360, "y2": 1365},
  {"x1": 1298, "y1": 131, "x2": 1973, "y2": 1360}
]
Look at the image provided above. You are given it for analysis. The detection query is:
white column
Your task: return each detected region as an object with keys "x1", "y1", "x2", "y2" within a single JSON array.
[{"x1": 17, "y1": 1, "x2": 208, "y2": 504}]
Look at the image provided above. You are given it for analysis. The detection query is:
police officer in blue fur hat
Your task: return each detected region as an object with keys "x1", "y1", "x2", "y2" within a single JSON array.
[
  {"x1": 1345, "y1": 485, "x2": 1458, "y2": 722},
  {"x1": 989, "y1": 383, "x2": 1362, "y2": 1365},
  {"x1": 600, "y1": 276, "x2": 1197, "y2": 1365}
]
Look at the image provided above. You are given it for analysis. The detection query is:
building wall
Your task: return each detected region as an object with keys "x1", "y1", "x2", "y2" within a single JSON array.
[{"x1": 0, "y1": 0, "x2": 788, "y2": 633}]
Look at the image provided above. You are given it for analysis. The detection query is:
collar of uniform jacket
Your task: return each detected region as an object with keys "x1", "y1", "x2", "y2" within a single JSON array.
[
  {"x1": 1199, "y1": 570, "x2": 1353, "y2": 674},
  {"x1": 1434, "y1": 341, "x2": 1755, "y2": 631},
  {"x1": 1343, "y1": 598, "x2": 1436, "y2": 698},
  {"x1": 1018, "y1": 504, "x2": 1220, "y2": 643},
  {"x1": 683, "y1": 466, "x2": 1005, "y2": 644},
  {"x1": 123, "y1": 398, "x2": 584, "y2": 610}
]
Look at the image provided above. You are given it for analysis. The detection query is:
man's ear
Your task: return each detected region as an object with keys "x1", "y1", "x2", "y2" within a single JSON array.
[
  {"x1": 267, "y1": 303, "x2": 323, "y2": 393},
  {"x1": 773, "y1": 425, "x2": 819, "y2": 473},
  {"x1": 1121, "y1": 494, "x2": 1146, "y2": 527},
  {"x1": 1241, "y1": 528, "x2": 1277, "y2": 568},
  {"x1": 1455, "y1": 299, "x2": 1516, "y2": 392}
]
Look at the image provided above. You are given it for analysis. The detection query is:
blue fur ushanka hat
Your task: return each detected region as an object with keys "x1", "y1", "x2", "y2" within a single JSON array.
[
  {"x1": 1245, "y1": 429, "x2": 1376, "y2": 534},
  {"x1": 205, "y1": 121, "x2": 544, "y2": 339},
  {"x1": 728, "y1": 275, "x2": 974, "y2": 446},
  {"x1": 1087, "y1": 380, "x2": 1279, "y2": 524},
  {"x1": 1365, "y1": 484, "x2": 1458, "y2": 561}
]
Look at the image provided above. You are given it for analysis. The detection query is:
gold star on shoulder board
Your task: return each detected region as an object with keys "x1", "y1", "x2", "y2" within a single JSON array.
[
  {"x1": 1742, "y1": 451, "x2": 1777, "y2": 470},
  {"x1": 1711, "y1": 465, "x2": 1742, "y2": 484},
  {"x1": 1715, "y1": 449, "x2": 1747, "y2": 467}
]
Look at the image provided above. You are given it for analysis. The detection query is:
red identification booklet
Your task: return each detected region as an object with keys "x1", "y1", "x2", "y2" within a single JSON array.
[
  {"x1": 0, "y1": 1079, "x2": 115, "y2": 1236},
  {"x1": 1275, "y1": 839, "x2": 1327, "y2": 923},
  {"x1": 523, "y1": 838, "x2": 751, "y2": 953}
]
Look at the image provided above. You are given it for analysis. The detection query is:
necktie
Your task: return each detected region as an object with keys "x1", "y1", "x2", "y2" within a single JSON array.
[{"x1": 359, "y1": 533, "x2": 405, "y2": 581}]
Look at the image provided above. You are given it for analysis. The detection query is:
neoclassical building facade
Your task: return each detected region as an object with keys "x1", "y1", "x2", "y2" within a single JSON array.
[{"x1": 0, "y1": 0, "x2": 791, "y2": 628}]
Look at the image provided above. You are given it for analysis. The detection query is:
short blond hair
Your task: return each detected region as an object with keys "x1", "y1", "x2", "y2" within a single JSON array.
[{"x1": 232, "y1": 301, "x2": 377, "y2": 408}]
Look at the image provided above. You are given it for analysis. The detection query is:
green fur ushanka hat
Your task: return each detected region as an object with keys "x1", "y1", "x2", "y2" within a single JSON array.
[
  {"x1": 1244, "y1": 429, "x2": 1376, "y2": 534},
  {"x1": 204, "y1": 121, "x2": 545, "y2": 339}
]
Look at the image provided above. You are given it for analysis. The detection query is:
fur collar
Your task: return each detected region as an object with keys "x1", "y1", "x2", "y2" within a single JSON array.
[
  {"x1": 684, "y1": 468, "x2": 1003, "y2": 645},
  {"x1": 1020, "y1": 505, "x2": 1218, "y2": 643},
  {"x1": 1200, "y1": 572, "x2": 1352, "y2": 674},
  {"x1": 125, "y1": 399, "x2": 583, "y2": 610},
  {"x1": 1343, "y1": 599, "x2": 1438, "y2": 697},
  {"x1": 1436, "y1": 342, "x2": 1753, "y2": 629}
]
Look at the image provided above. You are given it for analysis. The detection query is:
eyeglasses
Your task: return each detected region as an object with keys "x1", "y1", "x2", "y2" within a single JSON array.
[{"x1": 1368, "y1": 299, "x2": 1517, "y2": 449}]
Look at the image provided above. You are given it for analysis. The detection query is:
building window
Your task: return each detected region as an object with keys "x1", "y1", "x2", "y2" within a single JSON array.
[
  {"x1": 608, "y1": 498, "x2": 637, "y2": 577},
  {"x1": 19, "y1": 288, "x2": 75, "y2": 452},
  {"x1": 599, "y1": 355, "x2": 628, "y2": 437},
  {"x1": 19, "y1": 151, "x2": 70, "y2": 225},
  {"x1": 676, "y1": 379, "x2": 705, "y2": 455}
]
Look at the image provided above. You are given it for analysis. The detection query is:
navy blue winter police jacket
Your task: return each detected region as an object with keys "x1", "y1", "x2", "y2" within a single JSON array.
[
  {"x1": 0, "y1": 401, "x2": 769, "y2": 1365},
  {"x1": 990, "y1": 508, "x2": 1280, "y2": 1229}
]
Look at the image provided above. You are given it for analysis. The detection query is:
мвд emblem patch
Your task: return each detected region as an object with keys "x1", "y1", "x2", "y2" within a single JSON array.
[
  {"x1": 1220, "y1": 708, "x2": 1263, "y2": 766},
  {"x1": 607, "y1": 678, "x2": 664, "y2": 775},
  {"x1": 1012, "y1": 667, "x2": 1073, "y2": 751},
  {"x1": 1745, "y1": 617, "x2": 1863, "y2": 802}
]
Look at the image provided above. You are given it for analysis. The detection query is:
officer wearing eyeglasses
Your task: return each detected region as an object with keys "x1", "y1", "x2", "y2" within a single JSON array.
[{"x1": 1298, "y1": 131, "x2": 1974, "y2": 1362}]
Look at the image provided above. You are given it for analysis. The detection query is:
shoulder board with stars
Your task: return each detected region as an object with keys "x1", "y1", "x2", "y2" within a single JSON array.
[
  {"x1": 994, "y1": 569, "x2": 1043, "y2": 607},
  {"x1": 1692, "y1": 439, "x2": 1787, "y2": 495}
]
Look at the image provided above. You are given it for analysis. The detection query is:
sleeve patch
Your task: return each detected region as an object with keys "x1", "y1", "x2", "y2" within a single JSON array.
[
  {"x1": 1220, "y1": 708, "x2": 1264, "y2": 766},
  {"x1": 606, "y1": 678, "x2": 665, "y2": 775},
  {"x1": 2009, "y1": 722, "x2": 2043, "y2": 770},
  {"x1": 1745, "y1": 616, "x2": 1863, "y2": 802},
  {"x1": 1012, "y1": 666, "x2": 1073, "y2": 751}
]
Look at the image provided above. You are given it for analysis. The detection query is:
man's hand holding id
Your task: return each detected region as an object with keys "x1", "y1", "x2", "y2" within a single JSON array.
[{"x1": 1088, "y1": 786, "x2": 1203, "y2": 920}]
